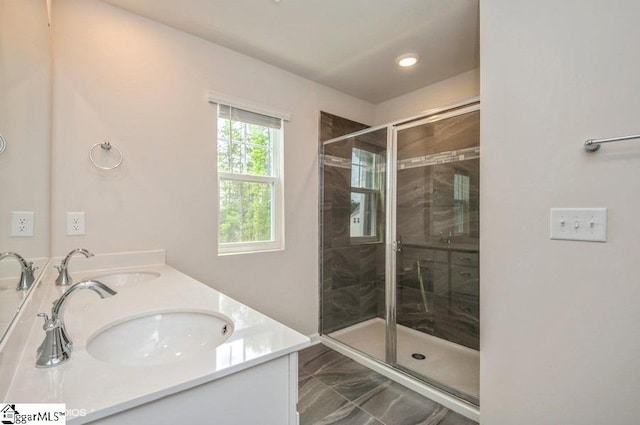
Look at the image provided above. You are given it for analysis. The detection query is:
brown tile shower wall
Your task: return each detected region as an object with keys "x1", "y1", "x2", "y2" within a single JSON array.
[
  {"x1": 396, "y1": 111, "x2": 480, "y2": 350},
  {"x1": 397, "y1": 246, "x2": 480, "y2": 350},
  {"x1": 319, "y1": 112, "x2": 383, "y2": 333},
  {"x1": 319, "y1": 111, "x2": 369, "y2": 144},
  {"x1": 319, "y1": 110, "x2": 480, "y2": 350},
  {"x1": 397, "y1": 160, "x2": 480, "y2": 245}
]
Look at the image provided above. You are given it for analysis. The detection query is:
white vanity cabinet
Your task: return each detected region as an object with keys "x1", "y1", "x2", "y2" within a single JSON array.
[{"x1": 91, "y1": 353, "x2": 299, "y2": 425}]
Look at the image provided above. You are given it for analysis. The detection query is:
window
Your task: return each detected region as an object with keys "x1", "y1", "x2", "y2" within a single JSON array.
[
  {"x1": 350, "y1": 147, "x2": 382, "y2": 241},
  {"x1": 217, "y1": 104, "x2": 283, "y2": 254}
]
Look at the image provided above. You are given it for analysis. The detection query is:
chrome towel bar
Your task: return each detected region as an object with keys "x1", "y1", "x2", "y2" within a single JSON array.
[{"x1": 584, "y1": 134, "x2": 640, "y2": 152}]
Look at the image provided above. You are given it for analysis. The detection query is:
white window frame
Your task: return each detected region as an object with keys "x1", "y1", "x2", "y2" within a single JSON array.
[
  {"x1": 350, "y1": 147, "x2": 383, "y2": 244},
  {"x1": 212, "y1": 94, "x2": 288, "y2": 255},
  {"x1": 350, "y1": 188, "x2": 379, "y2": 242}
]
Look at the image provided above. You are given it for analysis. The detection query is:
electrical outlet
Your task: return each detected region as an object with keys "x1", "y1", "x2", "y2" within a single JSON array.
[
  {"x1": 11, "y1": 211, "x2": 34, "y2": 237},
  {"x1": 66, "y1": 212, "x2": 85, "y2": 236}
]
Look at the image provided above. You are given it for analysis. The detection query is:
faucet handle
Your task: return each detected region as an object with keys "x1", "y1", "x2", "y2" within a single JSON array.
[
  {"x1": 37, "y1": 313, "x2": 51, "y2": 328},
  {"x1": 37, "y1": 312, "x2": 60, "y2": 332}
]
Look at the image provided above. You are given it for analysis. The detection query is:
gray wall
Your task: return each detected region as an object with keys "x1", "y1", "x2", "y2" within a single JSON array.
[{"x1": 481, "y1": 1, "x2": 640, "y2": 423}]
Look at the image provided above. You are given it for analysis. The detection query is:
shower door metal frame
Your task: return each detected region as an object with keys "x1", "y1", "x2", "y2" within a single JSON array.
[
  {"x1": 385, "y1": 101, "x2": 480, "y2": 367},
  {"x1": 320, "y1": 97, "x2": 481, "y2": 406},
  {"x1": 384, "y1": 126, "x2": 397, "y2": 365},
  {"x1": 387, "y1": 102, "x2": 481, "y2": 406}
]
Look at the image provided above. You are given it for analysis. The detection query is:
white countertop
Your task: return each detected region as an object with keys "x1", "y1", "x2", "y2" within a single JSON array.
[
  {"x1": 0, "y1": 257, "x2": 50, "y2": 341},
  {"x1": 4, "y1": 256, "x2": 310, "y2": 423}
]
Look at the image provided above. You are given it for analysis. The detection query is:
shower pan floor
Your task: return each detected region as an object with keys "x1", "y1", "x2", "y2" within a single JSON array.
[{"x1": 329, "y1": 318, "x2": 479, "y2": 401}]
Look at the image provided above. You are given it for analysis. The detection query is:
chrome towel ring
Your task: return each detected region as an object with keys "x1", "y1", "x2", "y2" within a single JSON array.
[
  {"x1": 0, "y1": 134, "x2": 7, "y2": 155},
  {"x1": 89, "y1": 141, "x2": 123, "y2": 170}
]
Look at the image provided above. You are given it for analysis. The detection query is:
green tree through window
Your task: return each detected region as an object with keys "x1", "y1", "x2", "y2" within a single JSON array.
[{"x1": 217, "y1": 105, "x2": 283, "y2": 253}]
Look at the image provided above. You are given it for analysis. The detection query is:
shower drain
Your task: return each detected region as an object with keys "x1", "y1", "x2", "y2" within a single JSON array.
[{"x1": 411, "y1": 353, "x2": 426, "y2": 360}]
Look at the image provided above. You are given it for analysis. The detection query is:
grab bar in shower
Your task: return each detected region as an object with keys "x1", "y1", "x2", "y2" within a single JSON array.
[{"x1": 584, "y1": 134, "x2": 640, "y2": 152}]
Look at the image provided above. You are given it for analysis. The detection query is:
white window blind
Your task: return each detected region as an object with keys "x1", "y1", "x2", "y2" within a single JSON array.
[
  {"x1": 218, "y1": 105, "x2": 282, "y2": 130},
  {"x1": 208, "y1": 91, "x2": 292, "y2": 123}
]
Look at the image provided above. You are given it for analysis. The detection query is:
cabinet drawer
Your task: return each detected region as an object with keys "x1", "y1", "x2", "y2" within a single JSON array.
[
  {"x1": 451, "y1": 252, "x2": 478, "y2": 267},
  {"x1": 450, "y1": 264, "x2": 479, "y2": 297},
  {"x1": 419, "y1": 249, "x2": 449, "y2": 264}
]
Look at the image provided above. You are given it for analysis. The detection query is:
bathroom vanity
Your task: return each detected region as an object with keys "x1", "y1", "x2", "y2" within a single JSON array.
[{"x1": 0, "y1": 250, "x2": 309, "y2": 424}]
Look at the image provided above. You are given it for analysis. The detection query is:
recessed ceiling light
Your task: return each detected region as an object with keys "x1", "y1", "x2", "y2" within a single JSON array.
[{"x1": 397, "y1": 54, "x2": 419, "y2": 68}]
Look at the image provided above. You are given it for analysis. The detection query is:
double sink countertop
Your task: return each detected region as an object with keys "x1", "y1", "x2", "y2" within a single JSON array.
[{"x1": 2, "y1": 250, "x2": 309, "y2": 423}]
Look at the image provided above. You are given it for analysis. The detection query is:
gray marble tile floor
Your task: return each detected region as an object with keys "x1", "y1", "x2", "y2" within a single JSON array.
[{"x1": 298, "y1": 343, "x2": 478, "y2": 425}]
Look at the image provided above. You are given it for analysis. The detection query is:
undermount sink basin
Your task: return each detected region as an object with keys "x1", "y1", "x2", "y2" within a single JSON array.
[
  {"x1": 92, "y1": 271, "x2": 160, "y2": 287},
  {"x1": 0, "y1": 279, "x2": 12, "y2": 292},
  {"x1": 86, "y1": 311, "x2": 233, "y2": 367},
  {"x1": 0, "y1": 277, "x2": 19, "y2": 292}
]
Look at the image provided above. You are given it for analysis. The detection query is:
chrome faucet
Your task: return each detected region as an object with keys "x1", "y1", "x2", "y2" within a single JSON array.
[
  {"x1": 35, "y1": 280, "x2": 116, "y2": 368},
  {"x1": 0, "y1": 252, "x2": 38, "y2": 291},
  {"x1": 55, "y1": 248, "x2": 94, "y2": 286}
]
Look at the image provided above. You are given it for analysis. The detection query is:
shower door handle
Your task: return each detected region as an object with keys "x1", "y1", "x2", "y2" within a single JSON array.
[{"x1": 392, "y1": 240, "x2": 403, "y2": 253}]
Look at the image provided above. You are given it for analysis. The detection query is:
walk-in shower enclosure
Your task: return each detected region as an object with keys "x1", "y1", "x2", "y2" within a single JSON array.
[{"x1": 320, "y1": 101, "x2": 480, "y2": 406}]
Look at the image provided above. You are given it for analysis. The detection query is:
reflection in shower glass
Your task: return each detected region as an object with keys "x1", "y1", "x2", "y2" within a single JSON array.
[
  {"x1": 350, "y1": 192, "x2": 376, "y2": 237},
  {"x1": 394, "y1": 110, "x2": 480, "y2": 405},
  {"x1": 351, "y1": 148, "x2": 378, "y2": 188},
  {"x1": 453, "y1": 171, "x2": 470, "y2": 235},
  {"x1": 320, "y1": 127, "x2": 387, "y2": 335},
  {"x1": 320, "y1": 106, "x2": 480, "y2": 408},
  {"x1": 350, "y1": 148, "x2": 381, "y2": 239}
]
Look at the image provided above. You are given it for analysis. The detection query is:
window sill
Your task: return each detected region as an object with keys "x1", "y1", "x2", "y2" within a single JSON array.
[
  {"x1": 350, "y1": 237, "x2": 382, "y2": 245},
  {"x1": 218, "y1": 242, "x2": 284, "y2": 256}
]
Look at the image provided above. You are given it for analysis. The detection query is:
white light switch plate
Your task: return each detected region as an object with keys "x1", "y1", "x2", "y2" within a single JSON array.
[{"x1": 550, "y1": 208, "x2": 607, "y2": 242}]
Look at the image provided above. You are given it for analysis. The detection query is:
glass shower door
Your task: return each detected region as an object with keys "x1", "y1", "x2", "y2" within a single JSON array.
[
  {"x1": 320, "y1": 127, "x2": 388, "y2": 358},
  {"x1": 320, "y1": 103, "x2": 480, "y2": 407},
  {"x1": 392, "y1": 107, "x2": 480, "y2": 405}
]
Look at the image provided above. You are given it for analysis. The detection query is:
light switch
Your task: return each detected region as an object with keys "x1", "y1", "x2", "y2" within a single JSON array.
[{"x1": 550, "y1": 208, "x2": 607, "y2": 242}]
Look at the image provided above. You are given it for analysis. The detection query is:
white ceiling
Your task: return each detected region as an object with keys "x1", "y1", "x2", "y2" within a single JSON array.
[{"x1": 100, "y1": 0, "x2": 479, "y2": 104}]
